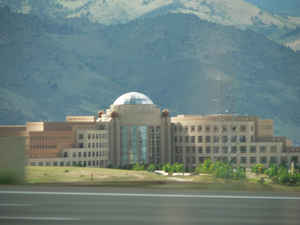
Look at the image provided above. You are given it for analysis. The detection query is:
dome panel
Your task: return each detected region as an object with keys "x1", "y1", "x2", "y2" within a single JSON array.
[{"x1": 113, "y1": 92, "x2": 154, "y2": 105}]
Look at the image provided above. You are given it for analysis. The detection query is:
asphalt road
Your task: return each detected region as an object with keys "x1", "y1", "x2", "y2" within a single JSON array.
[{"x1": 1, "y1": 185, "x2": 300, "y2": 225}]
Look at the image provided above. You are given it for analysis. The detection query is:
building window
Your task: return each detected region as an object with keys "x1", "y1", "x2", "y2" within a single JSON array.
[
  {"x1": 53, "y1": 162, "x2": 58, "y2": 166},
  {"x1": 191, "y1": 126, "x2": 195, "y2": 132},
  {"x1": 191, "y1": 146, "x2": 196, "y2": 153},
  {"x1": 231, "y1": 157, "x2": 237, "y2": 164},
  {"x1": 239, "y1": 136, "x2": 246, "y2": 143},
  {"x1": 250, "y1": 157, "x2": 257, "y2": 164},
  {"x1": 60, "y1": 162, "x2": 64, "y2": 167},
  {"x1": 205, "y1": 126, "x2": 210, "y2": 132},
  {"x1": 46, "y1": 162, "x2": 51, "y2": 166},
  {"x1": 259, "y1": 146, "x2": 266, "y2": 153},
  {"x1": 92, "y1": 152, "x2": 95, "y2": 157},
  {"x1": 250, "y1": 146, "x2": 256, "y2": 153},
  {"x1": 240, "y1": 125, "x2": 247, "y2": 132},
  {"x1": 186, "y1": 146, "x2": 190, "y2": 153},
  {"x1": 176, "y1": 147, "x2": 182, "y2": 153},
  {"x1": 231, "y1": 146, "x2": 237, "y2": 154},
  {"x1": 191, "y1": 136, "x2": 195, "y2": 143},
  {"x1": 197, "y1": 126, "x2": 202, "y2": 132},
  {"x1": 231, "y1": 126, "x2": 237, "y2": 132},
  {"x1": 174, "y1": 136, "x2": 178, "y2": 143},
  {"x1": 240, "y1": 157, "x2": 247, "y2": 164},
  {"x1": 240, "y1": 146, "x2": 247, "y2": 154},
  {"x1": 179, "y1": 126, "x2": 183, "y2": 132},
  {"x1": 185, "y1": 136, "x2": 189, "y2": 143},
  {"x1": 78, "y1": 152, "x2": 82, "y2": 157},
  {"x1": 92, "y1": 143, "x2": 95, "y2": 148},
  {"x1": 88, "y1": 143, "x2": 91, "y2": 148},
  {"x1": 198, "y1": 136, "x2": 203, "y2": 143},
  {"x1": 205, "y1": 136, "x2": 211, "y2": 143},
  {"x1": 78, "y1": 134, "x2": 84, "y2": 139},
  {"x1": 270, "y1": 156, "x2": 278, "y2": 164},
  {"x1": 63, "y1": 152, "x2": 68, "y2": 158},
  {"x1": 198, "y1": 147, "x2": 203, "y2": 154},
  {"x1": 79, "y1": 143, "x2": 84, "y2": 148},
  {"x1": 206, "y1": 146, "x2": 211, "y2": 154},
  {"x1": 213, "y1": 146, "x2": 219, "y2": 154},
  {"x1": 222, "y1": 126, "x2": 227, "y2": 132},
  {"x1": 92, "y1": 134, "x2": 95, "y2": 139},
  {"x1": 199, "y1": 157, "x2": 205, "y2": 163},
  {"x1": 88, "y1": 134, "x2": 91, "y2": 139},
  {"x1": 270, "y1": 146, "x2": 277, "y2": 153},
  {"x1": 213, "y1": 126, "x2": 219, "y2": 132},
  {"x1": 260, "y1": 156, "x2": 267, "y2": 164},
  {"x1": 179, "y1": 136, "x2": 183, "y2": 143},
  {"x1": 184, "y1": 126, "x2": 188, "y2": 132},
  {"x1": 213, "y1": 136, "x2": 219, "y2": 143},
  {"x1": 38, "y1": 162, "x2": 43, "y2": 166},
  {"x1": 222, "y1": 136, "x2": 228, "y2": 143},
  {"x1": 83, "y1": 152, "x2": 87, "y2": 157},
  {"x1": 231, "y1": 136, "x2": 237, "y2": 143},
  {"x1": 222, "y1": 146, "x2": 228, "y2": 154},
  {"x1": 173, "y1": 125, "x2": 177, "y2": 132}
]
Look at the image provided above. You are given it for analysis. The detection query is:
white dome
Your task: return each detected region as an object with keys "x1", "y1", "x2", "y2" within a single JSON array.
[{"x1": 113, "y1": 92, "x2": 154, "y2": 105}]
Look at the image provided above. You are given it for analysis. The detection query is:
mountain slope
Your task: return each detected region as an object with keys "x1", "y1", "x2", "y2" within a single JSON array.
[
  {"x1": 245, "y1": 0, "x2": 300, "y2": 17},
  {"x1": 2, "y1": 0, "x2": 300, "y2": 51},
  {"x1": 0, "y1": 8, "x2": 300, "y2": 142},
  {"x1": 1, "y1": 0, "x2": 300, "y2": 28}
]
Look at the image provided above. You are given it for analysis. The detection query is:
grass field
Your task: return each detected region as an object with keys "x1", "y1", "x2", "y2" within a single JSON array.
[{"x1": 24, "y1": 166, "x2": 300, "y2": 192}]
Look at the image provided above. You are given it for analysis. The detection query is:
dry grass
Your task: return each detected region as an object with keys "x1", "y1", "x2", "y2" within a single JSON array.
[{"x1": 25, "y1": 167, "x2": 300, "y2": 192}]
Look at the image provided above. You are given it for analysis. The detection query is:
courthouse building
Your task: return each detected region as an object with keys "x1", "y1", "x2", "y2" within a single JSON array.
[{"x1": 1, "y1": 92, "x2": 300, "y2": 169}]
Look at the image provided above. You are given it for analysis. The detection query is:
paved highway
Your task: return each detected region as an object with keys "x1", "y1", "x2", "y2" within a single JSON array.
[{"x1": 0, "y1": 185, "x2": 300, "y2": 225}]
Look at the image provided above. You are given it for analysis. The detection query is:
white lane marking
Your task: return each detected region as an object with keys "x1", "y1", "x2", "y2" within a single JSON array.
[
  {"x1": 0, "y1": 216, "x2": 80, "y2": 221},
  {"x1": 0, "y1": 191, "x2": 300, "y2": 200},
  {"x1": 0, "y1": 203, "x2": 32, "y2": 207}
]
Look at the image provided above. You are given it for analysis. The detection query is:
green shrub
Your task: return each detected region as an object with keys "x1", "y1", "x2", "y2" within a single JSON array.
[
  {"x1": 173, "y1": 163, "x2": 184, "y2": 173},
  {"x1": 147, "y1": 164, "x2": 156, "y2": 172},
  {"x1": 162, "y1": 163, "x2": 172, "y2": 173},
  {"x1": 251, "y1": 164, "x2": 265, "y2": 174},
  {"x1": 132, "y1": 163, "x2": 145, "y2": 171}
]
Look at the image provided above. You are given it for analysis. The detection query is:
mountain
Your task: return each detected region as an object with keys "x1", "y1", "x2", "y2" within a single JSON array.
[
  {"x1": 0, "y1": 7, "x2": 300, "y2": 142},
  {"x1": 2, "y1": 0, "x2": 300, "y2": 51},
  {"x1": 245, "y1": 0, "x2": 300, "y2": 17},
  {"x1": 1, "y1": 0, "x2": 299, "y2": 28}
]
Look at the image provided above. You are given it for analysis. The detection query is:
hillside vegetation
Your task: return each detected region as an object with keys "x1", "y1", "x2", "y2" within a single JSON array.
[{"x1": 1, "y1": 8, "x2": 300, "y2": 142}]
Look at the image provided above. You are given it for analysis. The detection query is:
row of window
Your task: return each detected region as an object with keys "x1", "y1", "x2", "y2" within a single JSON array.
[
  {"x1": 78, "y1": 133, "x2": 108, "y2": 140},
  {"x1": 30, "y1": 145, "x2": 57, "y2": 149},
  {"x1": 175, "y1": 145, "x2": 279, "y2": 154},
  {"x1": 77, "y1": 142, "x2": 108, "y2": 149},
  {"x1": 176, "y1": 156, "x2": 298, "y2": 164},
  {"x1": 173, "y1": 125, "x2": 253, "y2": 133},
  {"x1": 30, "y1": 160, "x2": 107, "y2": 167},
  {"x1": 30, "y1": 136, "x2": 71, "y2": 140},
  {"x1": 63, "y1": 151, "x2": 107, "y2": 158},
  {"x1": 174, "y1": 135, "x2": 253, "y2": 143}
]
